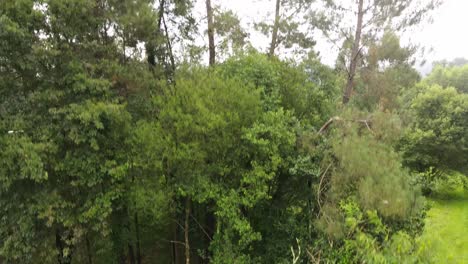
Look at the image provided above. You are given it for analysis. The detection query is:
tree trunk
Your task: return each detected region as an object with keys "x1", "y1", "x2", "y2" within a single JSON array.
[
  {"x1": 184, "y1": 197, "x2": 191, "y2": 264},
  {"x1": 147, "y1": 0, "x2": 165, "y2": 68},
  {"x1": 85, "y1": 235, "x2": 93, "y2": 264},
  {"x1": 343, "y1": 0, "x2": 364, "y2": 104},
  {"x1": 172, "y1": 222, "x2": 179, "y2": 264},
  {"x1": 122, "y1": 35, "x2": 126, "y2": 64},
  {"x1": 134, "y1": 212, "x2": 142, "y2": 264},
  {"x1": 205, "y1": 205, "x2": 216, "y2": 264},
  {"x1": 269, "y1": 0, "x2": 281, "y2": 57},
  {"x1": 162, "y1": 13, "x2": 176, "y2": 83},
  {"x1": 128, "y1": 243, "x2": 136, "y2": 264},
  {"x1": 157, "y1": 0, "x2": 165, "y2": 30},
  {"x1": 206, "y1": 0, "x2": 215, "y2": 66}
]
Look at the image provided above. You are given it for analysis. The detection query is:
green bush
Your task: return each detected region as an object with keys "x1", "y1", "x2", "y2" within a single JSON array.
[{"x1": 432, "y1": 172, "x2": 467, "y2": 198}]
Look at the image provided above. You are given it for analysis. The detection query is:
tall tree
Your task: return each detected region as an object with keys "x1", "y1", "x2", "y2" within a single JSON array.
[
  {"x1": 213, "y1": 9, "x2": 249, "y2": 59},
  {"x1": 146, "y1": 0, "x2": 196, "y2": 80},
  {"x1": 313, "y1": 0, "x2": 441, "y2": 104},
  {"x1": 258, "y1": 0, "x2": 316, "y2": 58},
  {"x1": 0, "y1": 0, "x2": 163, "y2": 262},
  {"x1": 206, "y1": 0, "x2": 215, "y2": 65},
  {"x1": 269, "y1": 0, "x2": 281, "y2": 57},
  {"x1": 356, "y1": 30, "x2": 420, "y2": 110},
  {"x1": 343, "y1": 0, "x2": 364, "y2": 104},
  {"x1": 424, "y1": 63, "x2": 468, "y2": 94},
  {"x1": 401, "y1": 85, "x2": 468, "y2": 174}
]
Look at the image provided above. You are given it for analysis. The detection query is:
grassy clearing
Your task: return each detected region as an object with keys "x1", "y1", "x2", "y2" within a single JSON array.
[{"x1": 418, "y1": 192, "x2": 468, "y2": 263}]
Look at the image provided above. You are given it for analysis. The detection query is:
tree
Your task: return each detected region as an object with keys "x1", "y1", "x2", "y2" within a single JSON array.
[
  {"x1": 424, "y1": 64, "x2": 468, "y2": 94},
  {"x1": 314, "y1": 110, "x2": 426, "y2": 262},
  {"x1": 401, "y1": 85, "x2": 468, "y2": 174},
  {"x1": 355, "y1": 30, "x2": 421, "y2": 110},
  {"x1": 216, "y1": 53, "x2": 337, "y2": 262},
  {"x1": 213, "y1": 9, "x2": 249, "y2": 59},
  {"x1": 269, "y1": 0, "x2": 281, "y2": 57},
  {"x1": 146, "y1": 0, "x2": 196, "y2": 81},
  {"x1": 312, "y1": 0, "x2": 441, "y2": 104},
  {"x1": 218, "y1": 52, "x2": 337, "y2": 124},
  {"x1": 257, "y1": 0, "x2": 316, "y2": 58},
  {"x1": 1, "y1": 0, "x2": 451, "y2": 263},
  {"x1": 139, "y1": 68, "x2": 264, "y2": 262},
  {"x1": 0, "y1": 0, "x2": 161, "y2": 262},
  {"x1": 206, "y1": 0, "x2": 216, "y2": 65},
  {"x1": 433, "y1": 57, "x2": 468, "y2": 68}
]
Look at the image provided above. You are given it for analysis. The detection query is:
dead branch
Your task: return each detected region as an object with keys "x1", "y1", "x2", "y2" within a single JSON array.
[
  {"x1": 316, "y1": 163, "x2": 332, "y2": 215},
  {"x1": 306, "y1": 247, "x2": 322, "y2": 264},
  {"x1": 190, "y1": 214, "x2": 212, "y2": 241},
  {"x1": 318, "y1": 116, "x2": 341, "y2": 134},
  {"x1": 160, "y1": 238, "x2": 186, "y2": 247},
  {"x1": 318, "y1": 116, "x2": 374, "y2": 134}
]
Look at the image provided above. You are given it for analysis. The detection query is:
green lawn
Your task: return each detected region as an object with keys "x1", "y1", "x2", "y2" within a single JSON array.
[{"x1": 418, "y1": 193, "x2": 468, "y2": 263}]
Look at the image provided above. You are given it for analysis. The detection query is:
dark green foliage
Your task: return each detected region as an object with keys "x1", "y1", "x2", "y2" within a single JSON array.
[
  {"x1": 401, "y1": 85, "x2": 468, "y2": 173},
  {"x1": 0, "y1": 0, "x2": 160, "y2": 262},
  {"x1": 0, "y1": 1, "x2": 453, "y2": 263}
]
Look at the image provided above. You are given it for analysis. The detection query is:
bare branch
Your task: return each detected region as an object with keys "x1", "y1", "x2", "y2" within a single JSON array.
[
  {"x1": 316, "y1": 163, "x2": 332, "y2": 215},
  {"x1": 318, "y1": 116, "x2": 374, "y2": 134},
  {"x1": 172, "y1": 219, "x2": 185, "y2": 231},
  {"x1": 190, "y1": 214, "x2": 212, "y2": 241},
  {"x1": 318, "y1": 116, "x2": 340, "y2": 134},
  {"x1": 170, "y1": 240, "x2": 186, "y2": 246},
  {"x1": 159, "y1": 238, "x2": 186, "y2": 247}
]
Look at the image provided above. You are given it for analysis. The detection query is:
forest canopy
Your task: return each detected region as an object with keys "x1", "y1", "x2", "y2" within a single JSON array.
[{"x1": 0, "y1": 0, "x2": 466, "y2": 263}]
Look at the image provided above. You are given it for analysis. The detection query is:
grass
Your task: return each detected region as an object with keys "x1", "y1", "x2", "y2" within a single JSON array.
[{"x1": 418, "y1": 191, "x2": 468, "y2": 264}]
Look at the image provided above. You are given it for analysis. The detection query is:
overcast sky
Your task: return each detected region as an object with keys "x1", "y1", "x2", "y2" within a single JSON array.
[{"x1": 198, "y1": 0, "x2": 468, "y2": 71}]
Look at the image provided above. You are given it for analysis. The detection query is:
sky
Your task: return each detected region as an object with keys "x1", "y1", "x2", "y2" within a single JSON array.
[
  {"x1": 404, "y1": 0, "x2": 468, "y2": 73},
  {"x1": 199, "y1": 0, "x2": 468, "y2": 72},
  {"x1": 412, "y1": 0, "x2": 468, "y2": 61}
]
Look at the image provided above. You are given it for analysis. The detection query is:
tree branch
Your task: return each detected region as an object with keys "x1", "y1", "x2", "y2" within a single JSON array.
[
  {"x1": 316, "y1": 163, "x2": 332, "y2": 215},
  {"x1": 318, "y1": 116, "x2": 374, "y2": 134},
  {"x1": 190, "y1": 214, "x2": 212, "y2": 241}
]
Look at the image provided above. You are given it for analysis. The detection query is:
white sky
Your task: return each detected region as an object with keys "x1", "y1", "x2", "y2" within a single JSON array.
[
  {"x1": 201, "y1": 0, "x2": 468, "y2": 71},
  {"x1": 411, "y1": 0, "x2": 468, "y2": 61}
]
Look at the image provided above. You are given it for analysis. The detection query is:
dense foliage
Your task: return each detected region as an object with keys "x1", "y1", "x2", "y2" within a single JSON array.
[{"x1": 0, "y1": 0, "x2": 463, "y2": 264}]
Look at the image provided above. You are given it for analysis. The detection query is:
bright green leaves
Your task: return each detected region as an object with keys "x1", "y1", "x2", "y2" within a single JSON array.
[
  {"x1": 131, "y1": 64, "x2": 308, "y2": 262},
  {"x1": 0, "y1": 135, "x2": 47, "y2": 193},
  {"x1": 0, "y1": 135, "x2": 51, "y2": 263},
  {"x1": 425, "y1": 64, "x2": 468, "y2": 94},
  {"x1": 54, "y1": 101, "x2": 130, "y2": 149},
  {"x1": 219, "y1": 53, "x2": 282, "y2": 109},
  {"x1": 150, "y1": 69, "x2": 262, "y2": 195},
  {"x1": 401, "y1": 85, "x2": 468, "y2": 173},
  {"x1": 327, "y1": 199, "x2": 431, "y2": 264},
  {"x1": 212, "y1": 109, "x2": 298, "y2": 259},
  {"x1": 241, "y1": 109, "x2": 297, "y2": 202},
  {"x1": 219, "y1": 52, "x2": 336, "y2": 125},
  {"x1": 132, "y1": 69, "x2": 264, "y2": 261}
]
